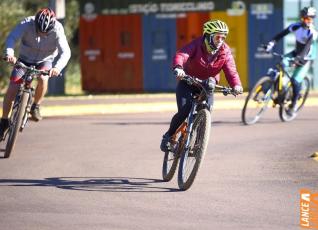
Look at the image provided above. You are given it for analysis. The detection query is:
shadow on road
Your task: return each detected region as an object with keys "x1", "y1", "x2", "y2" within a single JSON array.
[{"x1": 0, "y1": 177, "x2": 180, "y2": 192}]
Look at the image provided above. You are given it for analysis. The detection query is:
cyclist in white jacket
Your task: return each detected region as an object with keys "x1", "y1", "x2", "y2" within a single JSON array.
[
  {"x1": 265, "y1": 6, "x2": 317, "y2": 115},
  {"x1": 0, "y1": 8, "x2": 71, "y2": 138}
]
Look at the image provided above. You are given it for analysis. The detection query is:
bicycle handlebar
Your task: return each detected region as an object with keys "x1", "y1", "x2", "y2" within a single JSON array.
[
  {"x1": 14, "y1": 61, "x2": 50, "y2": 76},
  {"x1": 259, "y1": 45, "x2": 289, "y2": 60},
  {"x1": 2, "y1": 57, "x2": 60, "y2": 76},
  {"x1": 259, "y1": 44, "x2": 310, "y2": 62},
  {"x1": 180, "y1": 75, "x2": 236, "y2": 96}
]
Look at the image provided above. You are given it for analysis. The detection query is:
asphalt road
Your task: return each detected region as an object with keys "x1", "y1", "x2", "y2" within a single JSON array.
[{"x1": 0, "y1": 107, "x2": 318, "y2": 230}]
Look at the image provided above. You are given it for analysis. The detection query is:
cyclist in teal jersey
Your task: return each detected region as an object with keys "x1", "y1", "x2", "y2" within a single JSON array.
[{"x1": 265, "y1": 6, "x2": 317, "y2": 115}]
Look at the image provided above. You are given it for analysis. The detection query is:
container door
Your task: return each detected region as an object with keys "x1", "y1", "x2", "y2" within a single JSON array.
[
  {"x1": 142, "y1": 15, "x2": 177, "y2": 92},
  {"x1": 210, "y1": 11, "x2": 248, "y2": 90},
  {"x1": 80, "y1": 15, "x2": 104, "y2": 92},
  {"x1": 248, "y1": 3, "x2": 283, "y2": 89},
  {"x1": 176, "y1": 12, "x2": 210, "y2": 50},
  {"x1": 102, "y1": 15, "x2": 143, "y2": 92}
]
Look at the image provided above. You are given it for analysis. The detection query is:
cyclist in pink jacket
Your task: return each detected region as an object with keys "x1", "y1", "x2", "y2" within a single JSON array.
[{"x1": 160, "y1": 19, "x2": 243, "y2": 152}]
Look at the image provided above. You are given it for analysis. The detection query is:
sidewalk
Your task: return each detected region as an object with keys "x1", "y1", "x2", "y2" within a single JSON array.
[
  {"x1": 40, "y1": 92, "x2": 318, "y2": 117},
  {"x1": 0, "y1": 92, "x2": 317, "y2": 117}
]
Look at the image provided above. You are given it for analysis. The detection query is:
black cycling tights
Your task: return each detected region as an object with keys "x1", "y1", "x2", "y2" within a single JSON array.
[{"x1": 166, "y1": 80, "x2": 214, "y2": 137}]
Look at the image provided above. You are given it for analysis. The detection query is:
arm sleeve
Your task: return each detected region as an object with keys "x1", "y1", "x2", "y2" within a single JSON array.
[
  {"x1": 271, "y1": 23, "x2": 301, "y2": 42},
  {"x1": 54, "y1": 25, "x2": 71, "y2": 71},
  {"x1": 271, "y1": 28, "x2": 290, "y2": 42},
  {"x1": 172, "y1": 41, "x2": 196, "y2": 69},
  {"x1": 299, "y1": 34, "x2": 313, "y2": 59},
  {"x1": 5, "y1": 19, "x2": 28, "y2": 56},
  {"x1": 222, "y1": 51, "x2": 242, "y2": 88}
]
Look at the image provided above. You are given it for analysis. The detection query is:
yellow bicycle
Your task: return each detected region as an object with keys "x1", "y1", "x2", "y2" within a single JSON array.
[{"x1": 242, "y1": 50, "x2": 310, "y2": 125}]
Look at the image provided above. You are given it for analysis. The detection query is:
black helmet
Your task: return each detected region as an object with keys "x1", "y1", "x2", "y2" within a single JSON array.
[
  {"x1": 300, "y1": 6, "x2": 316, "y2": 18},
  {"x1": 35, "y1": 8, "x2": 56, "y2": 33}
]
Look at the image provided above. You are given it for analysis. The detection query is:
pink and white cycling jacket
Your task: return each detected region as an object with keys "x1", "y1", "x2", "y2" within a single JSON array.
[{"x1": 172, "y1": 36, "x2": 241, "y2": 88}]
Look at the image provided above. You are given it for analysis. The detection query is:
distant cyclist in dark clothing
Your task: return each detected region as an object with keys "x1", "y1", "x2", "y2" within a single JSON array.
[
  {"x1": 265, "y1": 6, "x2": 317, "y2": 115},
  {"x1": 160, "y1": 19, "x2": 243, "y2": 152}
]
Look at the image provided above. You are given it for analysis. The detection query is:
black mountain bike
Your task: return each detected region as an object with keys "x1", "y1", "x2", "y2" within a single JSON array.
[
  {"x1": 162, "y1": 75, "x2": 236, "y2": 191},
  {"x1": 1, "y1": 61, "x2": 49, "y2": 158},
  {"x1": 242, "y1": 50, "x2": 310, "y2": 125}
]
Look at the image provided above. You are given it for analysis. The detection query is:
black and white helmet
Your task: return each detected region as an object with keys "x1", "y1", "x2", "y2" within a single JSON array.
[
  {"x1": 300, "y1": 6, "x2": 316, "y2": 18},
  {"x1": 35, "y1": 8, "x2": 56, "y2": 33}
]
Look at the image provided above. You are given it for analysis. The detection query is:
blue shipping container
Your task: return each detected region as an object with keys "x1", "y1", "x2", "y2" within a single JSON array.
[
  {"x1": 142, "y1": 14, "x2": 177, "y2": 92},
  {"x1": 248, "y1": 3, "x2": 283, "y2": 89}
]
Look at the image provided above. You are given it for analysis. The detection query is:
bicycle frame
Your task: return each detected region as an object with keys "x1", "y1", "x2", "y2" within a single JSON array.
[
  {"x1": 267, "y1": 54, "x2": 294, "y2": 104},
  {"x1": 13, "y1": 70, "x2": 36, "y2": 130},
  {"x1": 173, "y1": 78, "x2": 234, "y2": 155},
  {"x1": 170, "y1": 91, "x2": 203, "y2": 157},
  {"x1": 20, "y1": 87, "x2": 34, "y2": 130}
]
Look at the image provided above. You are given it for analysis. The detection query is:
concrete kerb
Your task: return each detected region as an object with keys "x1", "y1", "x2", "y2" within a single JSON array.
[
  {"x1": 0, "y1": 93, "x2": 244, "y2": 116},
  {"x1": 41, "y1": 93, "x2": 245, "y2": 116},
  {"x1": 39, "y1": 92, "x2": 318, "y2": 117}
]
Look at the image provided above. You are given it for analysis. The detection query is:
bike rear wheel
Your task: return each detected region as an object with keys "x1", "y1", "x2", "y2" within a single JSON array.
[
  {"x1": 242, "y1": 76, "x2": 273, "y2": 125},
  {"x1": 4, "y1": 92, "x2": 29, "y2": 158},
  {"x1": 162, "y1": 133, "x2": 182, "y2": 182},
  {"x1": 177, "y1": 109, "x2": 211, "y2": 191},
  {"x1": 279, "y1": 76, "x2": 310, "y2": 122}
]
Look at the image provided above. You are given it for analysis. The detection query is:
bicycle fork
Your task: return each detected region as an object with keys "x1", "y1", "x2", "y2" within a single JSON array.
[
  {"x1": 183, "y1": 104, "x2": 197, "y2": 153},
  {"x1": 20, "y1": 89, "x2": 33, "y2": 131}
]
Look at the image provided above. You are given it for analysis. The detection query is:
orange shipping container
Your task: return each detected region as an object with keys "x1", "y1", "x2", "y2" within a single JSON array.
[
  {"x1": 80, "y1": 14, "x2": 143, "y2": 93},
  {"x1": 80, "y1": 15, "x2": 105, "y2": 92},
  {"x1": 176, "y1": 12, "x2": 210, "y2": 50}
]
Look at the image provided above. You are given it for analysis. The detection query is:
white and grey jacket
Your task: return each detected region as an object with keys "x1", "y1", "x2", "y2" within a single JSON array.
[
  {"x1": 5, "y1": 16, "x2": 71, "y2": 71},
  {"x1": 271, "y1": 22, "x2": 318, "y2": 60}
]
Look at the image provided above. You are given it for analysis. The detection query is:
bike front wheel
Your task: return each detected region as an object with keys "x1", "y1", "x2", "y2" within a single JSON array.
[
  {"x1": 295, "y1": 76, "x2": 310, "y2": 112},
  {"x1": 177, "y1": 109, "x2": 211, "y2": 191},
  {"x1": 4, "y1": 92, "x2": 29, "y2": 158},
  {"x1": 279, "y1": 77, "x2": 310, "y2": 122},
  {"x1": 242, "y1": 76, "x2": 273, "y2": 125}
]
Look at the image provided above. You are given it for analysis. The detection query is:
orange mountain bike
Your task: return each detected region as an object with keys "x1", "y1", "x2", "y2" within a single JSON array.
[{"x1": 162, "y1": 75, "x2": 236, "y2": 191}]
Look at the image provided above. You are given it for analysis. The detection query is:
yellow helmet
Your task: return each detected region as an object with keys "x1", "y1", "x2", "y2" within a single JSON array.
[{"x1": 203, "y1": 20, "x2": 229, "y2": 35}]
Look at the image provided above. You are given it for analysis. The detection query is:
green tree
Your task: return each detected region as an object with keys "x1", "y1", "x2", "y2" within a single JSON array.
[
  {"x1": 0, "y1": 0, "x2": 47, "y2": 91},
  {"x1": 63, "y1": 0, "x2": 81, "y2": 94}
]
